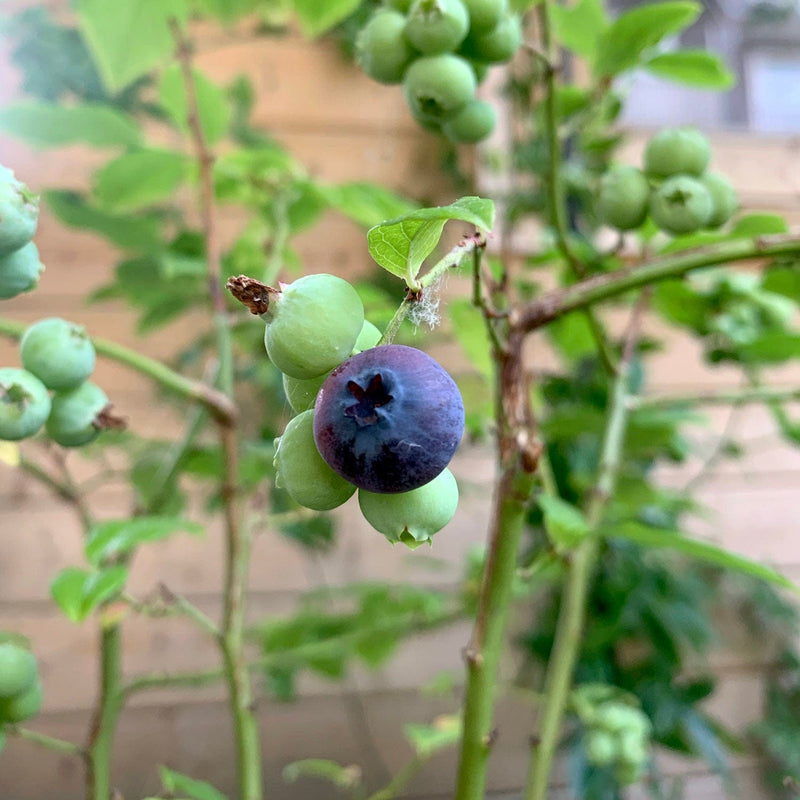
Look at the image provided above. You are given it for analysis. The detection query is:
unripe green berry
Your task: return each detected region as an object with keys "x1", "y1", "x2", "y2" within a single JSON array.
[
  {"x1": 618, "y1": 730, "x2": 648, "y2": 767},
  {"x1": 463, "y1": 0, "x2": 508, "y2": 33},
  {"x1": 274, "y1": 409, "x2": 356, "y2": 511},
  {"x1": 358, "y1": 467, "x2": 458, "y2": 547},
  {"x1": 46, "y1": 381, "x2": 109, "y2": 448},
  {"x1": 460, "y1": 13, "x2": 522, "y2": 63},
  {"x1": 442, "y1": 98, "x2": 497, "y2": 143},
  {"x1": 20, "y1": 317, "x2": 96, "y2": 391},
  {"x1": 0, "y1": 242, "x2": 44, "y2": 299},
  {"x1": 644, "y1": 127, "x2": 711, "y2": 179},
  {"x1": 701, "y1": 172, "x2": 738, "y2": 228},
  {"x1": 403, "y1": 54, "x2": 477, "y2": 121},
  {"x1": 405, "y1": 0, "x2": 470, "y2": 55},
  {"x1": 0, "y1": 368, "x2": 51, "y2": 441},
  {"x1": 356, "y1": 9, "x2": 415, "y2": 85},
  {"x1": 0, "y1": 169, "x2": 39, "y2": 258},
  {"x1": 0, "y1": 643, "x2": 37, "y2": 699},
  {"x1": 0, "y1": 677, "x2": 43, "y2": 723},
  {"x1": 263, "y1": 274, "x2": 365, "y2": 379},
  {"x1": 283, "y1": 321, "x2": 383, "y2": 413},
  {"x1": 585, "y1": 729, "x2": 618, "y2": 767},
  {"x1": 597, "y1": 165, "x2": 650, "y2": 230},
  {"x1": 650, "y1": 174, "x2": 713, "y2": 235},
  {"x1": 352, "y1": 320, "x2": 382, "y2": 353}
]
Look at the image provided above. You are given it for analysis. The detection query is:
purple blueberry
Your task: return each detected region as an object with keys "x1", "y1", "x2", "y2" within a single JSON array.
[{"x1": 313, "y1": 344, "x2": 465, "y2": 493}]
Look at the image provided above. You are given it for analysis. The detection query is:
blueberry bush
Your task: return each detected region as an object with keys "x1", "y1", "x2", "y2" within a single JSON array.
[{"x1": 1, "y1": 2, "x2": 800, "y2": 800}]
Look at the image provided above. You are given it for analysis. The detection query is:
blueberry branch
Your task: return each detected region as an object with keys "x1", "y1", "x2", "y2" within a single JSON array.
[
  {"x1": 169, "y1": 18, "x2": 262, "y2": 800},
  {"x1": 516, "y1": 234, "x2": 800, "y2": 333},
  {"x1": 629, "y1": 384, "x2": 800, "y2": 410},
  {"x1": 0, "y1": 318, "x2": 236, "y2": 426}
]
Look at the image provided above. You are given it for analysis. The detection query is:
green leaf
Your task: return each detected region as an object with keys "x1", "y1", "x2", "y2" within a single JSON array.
[
  {"x1": 354, "y1": 630, "x2": 399, "y2": 668},
  {"x1": 159, "y1": 766, "x2": 228, "y2": 800},
  {"x1": 282, "y1": 759, "x2": 362, "y2": 790},
  {"x1": 158, "y1": 64, "x2": 231, "y2": 146},
  {"x1": 50, "y1": 567, "x2": 89, "y2": 623},
  {"x1": 50, "y1": 565, "x2": 129, "y2": 623},
  {"x1": 86, "y1": 517, "x2": 204, "y2": 566},
  {"x1": 367, "y1": 196, "x2": 495, "y2": 287},
  {"x1": 546, "y1": 313, "x2": 598, "y2": 362},
  {"x1": 404, "y1": 714, "x2": 462, "y2": 758},
  {"x1": 193, "y1": 0, "x2": 261, "y2": 23},
  {"x1": 549, "y1": 0, "x2": 608, "y2": 66},
  {"x1": 735, "y1": 332, "x2": 800, "y2": 365},
  {"x1": 93, "y1": 149, "x2": 191, "y2": 212},
  {"x1": 644, "y1": 50, "x2": 735, "y2": 89},
  {"x1": 292, "y1": 0, "x2": 361, "y2": 38},
  {"x1": 76, "y1": 0, "x2": 190, "y2": 92},
  {"x1": 82, "y1": 567, "x2": 130, "y2": 614},
  {"x1": 45, "y1": 190, "x2": 163, "y2": 252},
  {"x1": 594, "y1": 2, "x2": 701, "y2": 77},
  {"x1": 322, "y1": 182, "x2": 418, "y2": 229},
  {"x1": 608, "y1": 522, "x2": 798, "y2": 592},
  {"x1": 653, "y1": 280, "x2": 710, "y2": 331},
  {"x1": 538, "y1": 494, "x2": 590, "y2": 551},
  {"x1": 730, "y1": 213, "x2": 789, "y2": 238},
  {"x1": 0, "y1": 103, "x2": 141, "y2": 148},
  {"x1": 764, "y1": 265, "x2": 800, "y2": 303},
  {"x1": 449, "y1": 298, "x2": 493, "y2": 382}
]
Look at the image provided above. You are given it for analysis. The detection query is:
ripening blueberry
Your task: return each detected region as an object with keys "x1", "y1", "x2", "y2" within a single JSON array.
[
  {"x1": 442, "y1": 98, "x2": 497, "y2": 143},
  {"x1": 20, "y1": 317, "x2": 96, "y2": 390},
  {"x1": 0, "y1": 677, "x2": 43, "y2": 723},
  {"x1": 405, "y1": 0, "x2": 470, "y2": 55},
  {"x1": 46, "y1": 381, "x2": 109, "y2": 447},
  {"x1": 263, "y1": 274, "x2": 365, "y2": 379},
  {"x1": 0, "y1": 368, "x2": 51, "y2": 441},
  {"x1": 273, "y1": 409, "x2": 356, "y2": 511},
  {"x1": 313, "y1": 345, "x2": 465, "y2": 493},
  {"x1": 460, "y1": 13, "x2": 522, "y2": 63},
  {"x1": 0, "y1": 169, "x2": 38, "y2": 258},
  {"x1": 358, "y1": 468, "x2": 459, "y2": 547},
  {"x1": 649, "y1": 174, "x2": 712, "y2": 235},
  {"x1": 356, "y1": 9, "x2": 415, "y2": 85},
  {"x1": 403, "y1": 54, "x2": 477, "y2": 122},
  {"x1": 0, "y1": 643, "x2": 37, "y2": 699},
  {"x1": 0, "y1": 242, "x2": 44, "y2": 299}
]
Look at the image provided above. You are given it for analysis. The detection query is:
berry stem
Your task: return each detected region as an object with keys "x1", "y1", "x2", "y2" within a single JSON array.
[
  {"x1": 378, "y1": 232, "x2": 486, "y2": 345},
  {"x1": 521, "y1": 291, "x2": 647, "y2": 800},
  {"x1": 170, "y1": 18, "x2": 262, "y2": 800},
  {"x1": 6, "y1": 725, "x2": 85, "y2": 757}
]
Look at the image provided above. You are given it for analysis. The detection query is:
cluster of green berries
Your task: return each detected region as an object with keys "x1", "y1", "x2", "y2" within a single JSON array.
[
  {"x1": 355, "y1": 0, "x2": 522, "y2": 143},
  {"x1": 231, "y1": 272, "x2": 465, "y2": 547},
  {"x1": 0, "y1": 642, "x2": 42, "y2": 731},
  {"x1": 574, "y1": 685, "x2": 652, "y2": 785},
  {"x1": 0, "y1": 167, "x2": 43, "y2": 300},
  {"x1": 598, "y1": 127, "x2": 738, "y2": 236},
  {"x1": 0, "y1": 317, "x2": 109, "y2": 447}
]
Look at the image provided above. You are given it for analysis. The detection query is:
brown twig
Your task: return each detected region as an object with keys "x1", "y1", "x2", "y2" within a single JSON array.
[{"x1": 170, "y1": 18, "x2": 261, "y2": 800}]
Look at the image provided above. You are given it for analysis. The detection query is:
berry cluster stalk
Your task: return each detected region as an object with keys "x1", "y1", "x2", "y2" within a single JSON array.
[{"x1": 170, "y1": 20, "x2": 262, "y2": 800}]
